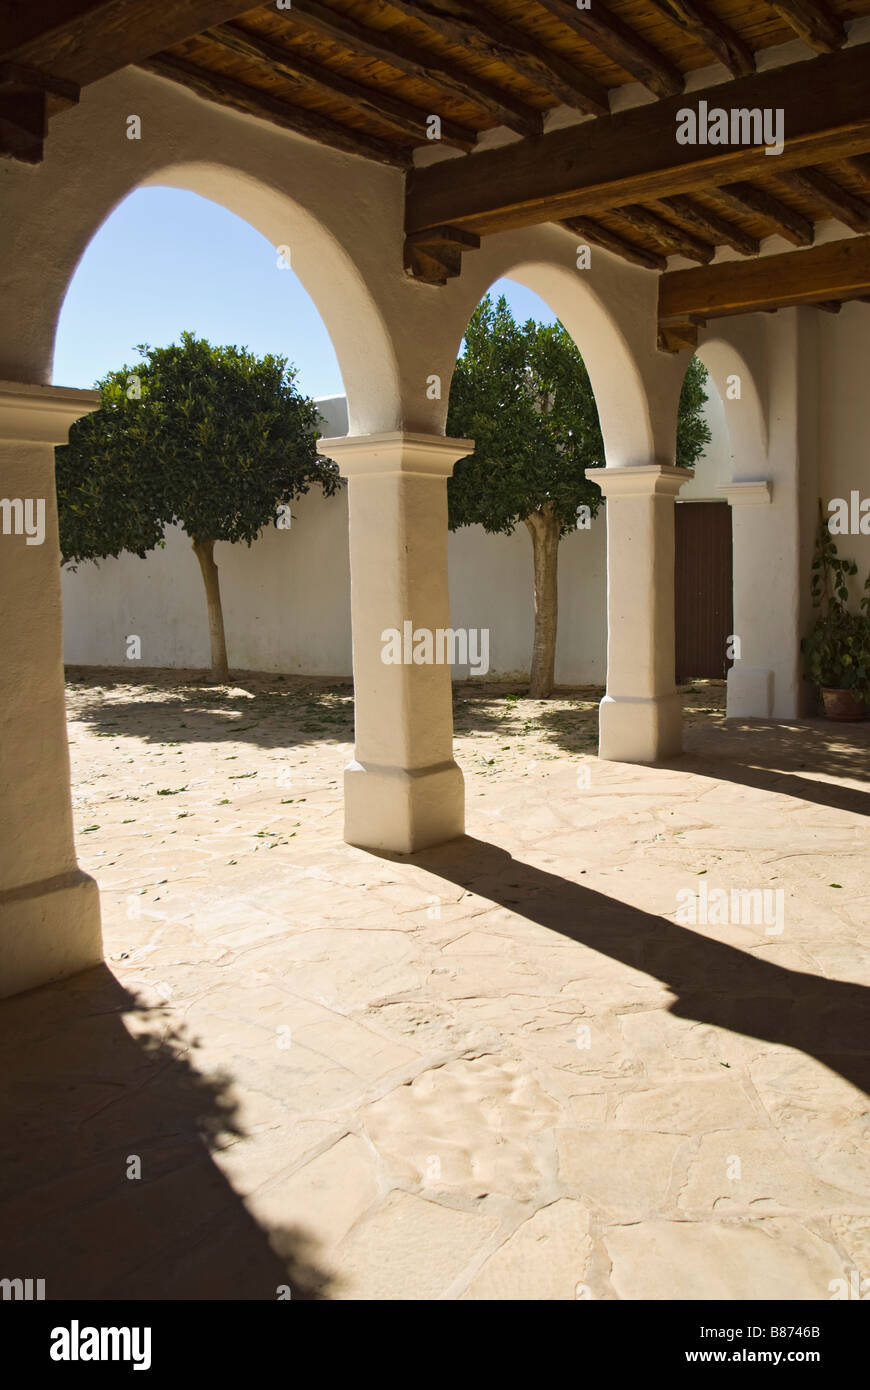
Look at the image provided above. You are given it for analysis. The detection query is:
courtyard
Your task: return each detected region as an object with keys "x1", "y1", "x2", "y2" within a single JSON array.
[{"x1": 1, "y1": 672, "x2": 867, "y2": 1300}]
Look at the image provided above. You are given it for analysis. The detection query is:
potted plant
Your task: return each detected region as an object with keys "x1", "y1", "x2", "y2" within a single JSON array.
[{"x1": 801, "y1": 511, "x2": 870, "y2": 721}]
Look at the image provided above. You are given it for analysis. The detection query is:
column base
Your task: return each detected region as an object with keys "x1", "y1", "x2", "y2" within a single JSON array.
[
  {"x1": 0, "y1": 869, "x2": 103, "y2": 1000},
  {"x1": 344, "y1": 759, "x2": 465, "y2": 854},
  {"x1": 726, "y1": 666, "x2": 774, "y2": 719},
  {"x1": 598, "y1": 692, "x2": 683, "y2": 762}
]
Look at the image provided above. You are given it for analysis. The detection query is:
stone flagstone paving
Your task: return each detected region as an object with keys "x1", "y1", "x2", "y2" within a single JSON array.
[{"x1": 0, "y1": 671, "x2": 867, "y2": 1300}]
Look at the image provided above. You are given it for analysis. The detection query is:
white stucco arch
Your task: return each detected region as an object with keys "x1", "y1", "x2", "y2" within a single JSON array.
[
  {"x1": 390, "y1": 222, "x2": 687, "y2": 465},
  {"x1": 0, "y1": 68, "x2": 404, "y2": 436},
  {"x1": 695, "y1": 331, "x2": 769, "y2": 470}
]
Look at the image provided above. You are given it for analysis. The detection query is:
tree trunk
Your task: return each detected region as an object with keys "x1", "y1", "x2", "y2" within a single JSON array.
[
  {"x1": 525, "y1": 504, "x2": 561, "y2": 699},
  {"x1": 192, "y1": 538, "x2": 229, "y2": 682}
]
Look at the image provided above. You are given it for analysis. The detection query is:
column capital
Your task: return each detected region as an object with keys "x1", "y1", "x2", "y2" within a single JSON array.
[
  {"x1": 0, "y1": 380, "x2": 101, "y2": 445},
  {"x1": 317, "y1": 430, "x2": 473, "y2": 479},
  {"x1": 718, "y1": 479, "x2": 773, "y2": 506},
  {"x1": 586, "y1": 464, "x2": 693, "y2": 499}
]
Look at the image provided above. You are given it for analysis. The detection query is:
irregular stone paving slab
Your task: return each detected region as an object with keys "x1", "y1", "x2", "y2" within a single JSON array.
[
  {"x1": 462, "y1": 1199, "x2": 593, "y2": 1300},
  {"x1": 329, "y1": 1190, "x2": 502, "y2": 1300},
  {"x1": 0, "y1": 672, "x2": 864, "y2": 1300},
  {"x1": 605, "y1": 1218, "x2": 847, "y2": 1301}
]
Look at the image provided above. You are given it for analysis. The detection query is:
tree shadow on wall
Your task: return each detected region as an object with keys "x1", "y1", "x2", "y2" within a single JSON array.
[{"x1": 0, "y1": 966, "x2": 331, "y2": 1299}]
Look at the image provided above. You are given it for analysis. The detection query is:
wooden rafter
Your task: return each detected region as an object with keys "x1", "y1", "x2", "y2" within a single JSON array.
[
  {"x1": 779, "y1": 166, "x2": 870, "y2": 233},
  {"x1": 560, "y1": 217, "x2": 667, "y2": 270},
  {"x1": 642, "y1": 0, "x2": 755, "y2": 78},
  {"x1": 382, "y1": 0, "x2": 609, "y2": 116},
  {"x1": 659, "y1": 234, "x2": 870, "y2": 323},
  {"x1": 768, "y1": 1, "x2": 846, "y2": 54},
  {"x1": 848, "y1": 153, "x2": 870, "y2": 190},
  {"x1": 405, "y1": 45, "x2": 870, "y2": 237},
  {"x1": 140, "y1": 54, "x2": 411, "y2": 167},
  {"x1": 532, "y1": 0, "x2": 684, "y2": 98},
  {"x1": 656, "y1": 193, "x2": 760, "y2": 256},
  {"x1": 614, "y1": 202, "x2": 715, "y2": 261},
  {"x1": 284, "y1": 0, "x2": 543, "y2": 137},
  {"x1": 712, "y1": 181, "x2": 814, "y2": 245},
  {"x1": 207, "y1": 22, "x2": 477, "y2": 151},
  {"x1": 1, "y1": 0, "x2": 258, "y2": 86}
]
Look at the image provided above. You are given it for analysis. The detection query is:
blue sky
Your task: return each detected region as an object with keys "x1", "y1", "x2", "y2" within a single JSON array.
[{"x1": 54, "y1": 187, "x2": 557, "y2": 399}]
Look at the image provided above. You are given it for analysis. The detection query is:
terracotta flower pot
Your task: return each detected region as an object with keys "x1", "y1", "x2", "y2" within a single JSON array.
[{"x1": 820, "y1": 687, "x2": 869, "y2": 721}]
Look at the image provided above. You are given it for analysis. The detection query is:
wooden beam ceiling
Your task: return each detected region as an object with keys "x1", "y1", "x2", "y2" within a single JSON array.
[
  {"x1": 206, "y1": 21, "x2": 477, "y2": 151},
  {"x1": 283, "y1": 0, "x2": 543, "y2": 137},
  {"x1": 4, "y1": 0, "x2": 870, "y2": 332},
  {"x1": 0, "y1": 0, "x2": 258, "y2": 159},
  {"x1": 560, "y1": 217, "x2": 667, "y2": 271},
  {"x1": 0, "y1": 1, "x2": 259, "y2": 86},
  {"x1": 532, "y1": 0, "x2": 684, "y2": 98},
  {"x1": 405, "y1": 44, "x2": 870, "y2": 236},
  {"x1": 140, "y1": 53, "x2": 411, "y2": 166},
  {"x1": 778, "y1": 166, "x2": 870, "y2": 233},
  {"x1": 711, "y1": 181, "x2": 814, "y2": 245},
  {"x1": 768, "y1": 1, "x2": 847, "y2": 54},
  {"x1": 656, "y1": 193, "x2": 760, "y2": 256},
  {"x1": 641, "y1": 0, "x2": 755, "y2": 78},
  {"x1": 380, "y1": 0, "x2": 610, "y2": 117},
  {"x1": 659, "y1": 234, "x2": 870, "y2": 329}
]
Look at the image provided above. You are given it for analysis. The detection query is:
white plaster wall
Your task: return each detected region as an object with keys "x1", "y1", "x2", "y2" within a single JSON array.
[
  {"x1": 61, "y1": 391, "x2": 736, "y2": 685},
  {"x1": 819, "y1": 301, "x2": 870, "y2": 583},
  {"x1": 60, "y1": 479, "x2": 608, "y2": 683}
]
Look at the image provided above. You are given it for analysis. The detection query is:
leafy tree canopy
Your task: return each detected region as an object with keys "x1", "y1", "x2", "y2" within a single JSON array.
[
  {"x1": 445, "y1": 293, "x2": 711, "y2": 535},
  {"x1": 57, "y1": 331, "x2": 339, "y2": 566}
]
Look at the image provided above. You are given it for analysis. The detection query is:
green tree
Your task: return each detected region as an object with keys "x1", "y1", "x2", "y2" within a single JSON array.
[
  {"x1": 57, "y1": 332, "x2": 339, "y2": 680},
  {"x1": 446, "y1": 295, "x2": 711, "y2": 697}
]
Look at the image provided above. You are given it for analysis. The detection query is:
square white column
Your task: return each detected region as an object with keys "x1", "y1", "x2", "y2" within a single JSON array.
[
  {"x1": 0, "y1": 381, "x2": 103, "y2": 998},
  {"x1": 588, "y1": 463, "x2": 692, "y2": 762},
  {"x1": 318, "y1": 432, "x2": 472, "y2": 852}
]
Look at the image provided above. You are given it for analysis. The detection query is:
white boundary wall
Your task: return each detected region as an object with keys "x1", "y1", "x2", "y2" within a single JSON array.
[{"x1": 60, "y1": 391, "x2": 730, "y2": 683}]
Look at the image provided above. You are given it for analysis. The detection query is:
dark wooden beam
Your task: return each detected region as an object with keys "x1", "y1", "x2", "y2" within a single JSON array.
[
  {"x1": 0, "y1": 85, "x2": 46, "y2": 162},
  {"x1": 780, "y1": 165, "x2": 870, "y2": 233},
  {"x1": 658, "y1": 315, "x2": 701, "y2": 352},
  {"x1": 615, "y1": 203, "x2": 715, "y2": 262},
  {"x1": 712, "y1": 181, "x2": 814, "y2": 246},
  {"x1": 560, "y1": 216, "x2": 667, "y2": 270},
  {"x1": 657, "y1": 193, "x2": 760, "y2": 256},
  {"x1": 1, "y1": 1, "x2": 259, "y2": 86},
  {"x1": 406, "y1": 45, "x2": 870, "y2": 237},
  {"x1": 659, "y1": 235, "x2": 870, "y2": 321},
  {"x1": 404, "y1": 225, "x2": 479, "y2": 285},
  {"x1": 643, "y1": 0, "x2": 755, "y2": 78},
  {"x1": 533, "y1": 0, "x2": 684, "y2": 99},
  {"x1": 139, "y1": 55, "x2": 411, "y2": 167},
  {"x1": 208, "y1": 22, "x2": 477, "y2": 151},
  {"x1": 848, "y1": 153, "x2": 870, "y2": 191},
  {"x1": 383, "y1": 0, "x2": 609, "y2": 116},
  {"x1": 286, "y1": 0, "x2": 542, "y2": 137},
  {"x1": 0, "y1": 60, "x2": 79, "y2": 160},
  {"x1": 768, "y1": 1, "x2": 846, "y2": 54}
]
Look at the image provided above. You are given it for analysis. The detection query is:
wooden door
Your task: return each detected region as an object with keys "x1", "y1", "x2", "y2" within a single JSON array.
[{"x1": 674, "y1": 501, "x2": 733, "y2": 682}]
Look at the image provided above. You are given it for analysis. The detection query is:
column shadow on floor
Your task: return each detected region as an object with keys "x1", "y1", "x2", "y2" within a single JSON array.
[
  {"x1": 0, "y1": 966, "x2": 331, "y2": 1300},
  {"x1": 671, "y1": 716, "x2": 870, "y2": 818},
  {"x1": 407, "y1": 836, "x2": 870, "y2": 1098}
]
